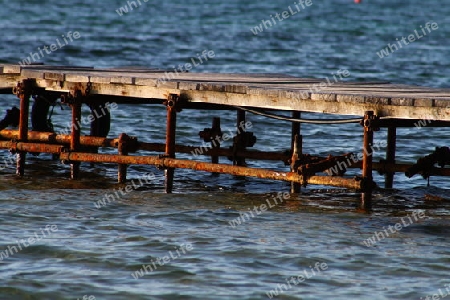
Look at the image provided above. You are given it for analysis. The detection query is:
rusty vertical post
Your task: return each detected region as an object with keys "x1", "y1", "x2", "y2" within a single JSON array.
[
  {"x1": 291, "y1": 111, "x2": 302, "y2": 193},
  {"x1": 291, "y1": 111, "x2": 300, "y2": 151},
  {"x1": 70, "y1": 99, "x2": 81, "y2": 179},
  {"x1": 384, "y1": 126, "x2": 397, "y2": 188},
  {"x1": 290, "y1": 134, "x2": 303, "y2": 193},
  {"x1": 165, "y1": 94, "x2": 178, "y2": 193},
  {"x1": 199, "y1": 117, "x2": 222, "y2": 175},
  {"x1": 211, "y1": 117, "x2": 221, "y2": 165},
  {"x1": 361, "y1": 111, "x2": 375, "y2": 211},
  {"x1": 118, "y1": 133, "x2": 129, "y2": 183},
  {"x1": 234, "y1": 109, "x2": 246, "y2": 166},
  {"x1": 16, "y1": 80, "x2": 32, "y2": 176}
]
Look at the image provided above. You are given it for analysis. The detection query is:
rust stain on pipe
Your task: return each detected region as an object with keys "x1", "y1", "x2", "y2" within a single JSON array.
[
  {"x1": 0, "y1": 141, "x2": 64, "y2": 153},
  {"x1": 58, "y1": 151, "x2": 363, "y2": 190},
  {"x1": 0, "y1": 130, "x2": 289, "y2": 161}
]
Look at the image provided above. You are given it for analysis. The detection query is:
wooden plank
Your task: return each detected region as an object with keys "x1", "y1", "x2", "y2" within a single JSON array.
[
  {"x1": 2, "y1": 64, "x2": 450, "y2": 120},
  {"x1": 391, "y1": 98, "x2": 415, "y2": 106},
  {"x1": 156, "y1": 81, "x2": 178, "y2": 89},
  {"x1": 44, "y1": 72, "x2": 65, "y2": 81},
  {"x1": 110, "y1": 76, "x2": 135, "y2": 85},
  {"x1": 0, "y1": 74, "x2": 19, "y2": 90},
  {"x1": 435, "y1": 99, "x2": 450, "y2": 108},
  {"x1": 22, "y1": 69, "x2": 46, "y2": 79},
  {"x1": 65, "y1": 74, "x2": 90, "y2": 83},
  {"x1": 135, "y1": 75, "x2": 180, "y2": 89},
  {"x1": 134, "y1": 77, "x2": 157, "y2": 86},
  {"x1": 336, "y1": 94, "x2": 366, "y2": 104},
  {"x1": 3, "y1": 64, "x2": 22, "y2": 74},
  {"x1": 24, "y1": 77, "x2": 450, "y2": 120},
  {"x1": 224, "y1": 85, "x2": 248, "y2": 94},
  {"x1": 182, "y1": 89, "x2": 450, "y2": 120},
  {"x1": 178, "y1": 82, "x2": 198, "y2": 90},
  {"x1": 105, "y1": 66, "x2": 164, "y2": 72},
  {"x1": 311, "y1": 93, "x2": 337, "y2": 102},
  {"x1": 90, "y1": 76, "x2": 113, "y2": 84},
  {"x1": 414, "y1": 98, "x2": 434, "y2": 107},
  {"x1": 364, "y1": 96, "x2": 390, "y2": 105},
  {"x1": 0, "y1": 64, "x2": 94, "y2": 74}
]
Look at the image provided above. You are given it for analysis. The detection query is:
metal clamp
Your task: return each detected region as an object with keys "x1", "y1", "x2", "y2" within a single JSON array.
[
  {"x1": 118, "y1": 133, "x2": 139, "y2": 153},
  {"x1": 360, "y1": 112, "x2": 380, "y2": 132},
  {"x1": 163, "y1": 94, "x2": 183, "y2": 112}
]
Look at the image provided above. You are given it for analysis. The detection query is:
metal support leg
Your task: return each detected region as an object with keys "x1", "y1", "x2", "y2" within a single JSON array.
[
  {"x1": 118, "y1": 133, "x2": 129, "y2": 183},
  {"x1": 70, "y1": 101, "x2": 81, "y2": 179},
  {"x1": 234, "y1": 110, "x2": 246, "y2": 166},
  {"x1": 211, "y1": 117, "x2": 221, "y2": 165},
  {"x1": 291, "y1": 111, "x2": 301, "y2": 193},
  {"x1": 361, "y1": 111, "x2": 375, "y2": 211},
  {"x1": 165, "y1": 94, "x2": 178, "y2": 193},
  {"x1": 16, "y1": 80, "x2": 32, "y2": 176},
  {"x1": 384, "y1": 126, "x2": 396, "y2": 188},
  {"x1": 290, "y1": 134, "x2": 302, "y2": 193}
]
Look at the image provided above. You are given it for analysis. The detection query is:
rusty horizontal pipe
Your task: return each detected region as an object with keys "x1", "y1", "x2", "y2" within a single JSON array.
[
  {"x1": 0, "y1": 141, "x2": 65, "y2": 153},
  {"x1": 0, "y1": 139, "x2": 363, "y2": 190},
  {"x1": 0, "y1": 130, "x2": 288, "y2": 161},
  {"x1": 0, "y1": 130, "x2": 117, "y2": 147},
  {"x1": 58, "y1": 151, "x2": 363, "y2": 190},
  {"x1": 3, "y1": 140, "x2": 450, "y2": 187},
  {"x1": 306, "y1": 175, "x2": 362, "y2": 189},
  {"x1": 2, "y1": 133, "x2": 450, "y2": 178}
]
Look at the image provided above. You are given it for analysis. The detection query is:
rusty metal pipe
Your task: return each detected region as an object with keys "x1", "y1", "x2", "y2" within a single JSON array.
[
  {"x1": 2, "y1": 140, "x2": 449, "y2": 182},
  {"x1": 0, "y1": 130, "x2": 117, "y2": 148},
  {"x1": 291, "y1": 111, "x2": 301, "y2": 193},
  {"x1": 58, "y1": 151, "x2": 363, "y2": 190},
  {"x1": 16, "y1": 80, "x2": 32, "y2": 176},
  {"x1": 0, "y1": 130, "x2": 289, "y2": 161},
  {"x1": 70, "y1": 102, "x2": 82, "y2": 179},
  {"x1": 118, "y1": 133, "x2": 129, "y2": 183},
  {"x1": 2, "y1": 139, "x2": 450, "y2": 179},
  {"x1": 0, "y1": 141, "x2": 64, "y2": 153},
  {"x1": 164, "y1": 95, "x2": 177, "y2": 193},
  {"x1": 361, "y1": 111, "x2": 374, "y2": 211},
  {"x1": 290, "y1": 132, "x2": 302, "y2": 193}
]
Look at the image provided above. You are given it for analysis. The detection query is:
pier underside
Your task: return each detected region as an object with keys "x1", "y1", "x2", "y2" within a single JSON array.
[{"x1": 1, "y1": 64, "x2": 450, "y2": 211}]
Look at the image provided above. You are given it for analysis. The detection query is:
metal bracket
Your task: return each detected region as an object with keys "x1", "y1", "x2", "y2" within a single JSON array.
[
  {"x1": 406, "y1": 146, "x2": 450, "y2": 179},
  {"x1": 360, "y1": 113, "x2": 380, "y2": 132},
  {"x1": 164, "y1": 94, "x2": 183, "y2": 112},
  {"x1": 357, "y1": 175, "x2": 376, "y2": 191},
  {"x1": 59, "y1": 147, "x2": 71, "y2": 164},
  {"x1": 118, "y1": 133, "x2": 139, "y2": 153},
  {"x1": 156, "y1": 154, "x2": 169, "y2": 170},
  {"x1": 8, "y1": 140, "x2": 18, "y2": 154},
  {"x1": 12, "y1": 79, "x2": 35, "y2": 98},
  {"x1": 60, "y1": 83, "x2": 91, "y2": 104},
  {"x1": 199, "y1": 118, "x2": 223, "y2": 142}
]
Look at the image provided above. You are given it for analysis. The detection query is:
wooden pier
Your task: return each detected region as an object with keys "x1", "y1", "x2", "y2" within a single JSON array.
[{"x1": 1, "y1": 64, "x2": 450, "y2": 211}]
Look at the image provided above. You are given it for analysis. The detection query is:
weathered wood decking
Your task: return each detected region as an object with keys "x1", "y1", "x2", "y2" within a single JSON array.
[{"x1": 1, "y1": 64, "x2": 449, "y2": 120}]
